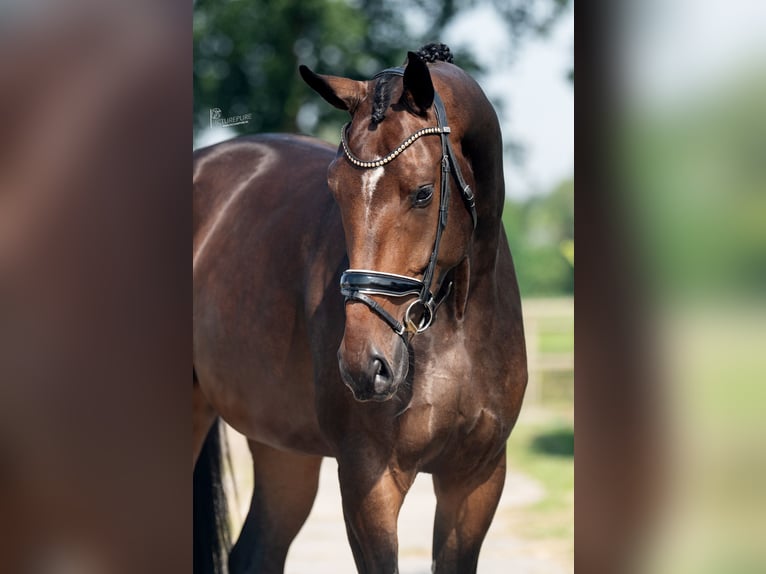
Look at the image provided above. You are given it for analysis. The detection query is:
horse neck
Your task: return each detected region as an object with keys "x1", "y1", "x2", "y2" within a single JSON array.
[{"x1": 460, "y1": 99, "x2": 507, "y2": 283}]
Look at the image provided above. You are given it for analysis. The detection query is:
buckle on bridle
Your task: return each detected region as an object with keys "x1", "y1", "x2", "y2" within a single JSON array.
[{"x1": 404, "y1": 298, "x2": 435, "y2": 334}]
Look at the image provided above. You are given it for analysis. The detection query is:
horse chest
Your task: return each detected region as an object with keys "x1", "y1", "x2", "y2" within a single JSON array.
[{"x1": 394, "y1": 369, "x2": 508, "y2": 467}]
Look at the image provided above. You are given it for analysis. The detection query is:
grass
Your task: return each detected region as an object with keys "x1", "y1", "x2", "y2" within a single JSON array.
[
  {"x1": 539, "y1": 328, "x2": 574, "y2": 354},
  {"x1": 516, "y1": 297, "x2": 573, "y2": 550},
  {"x1": 507, "y1": 405, "x2": 574, "y2": 557}
]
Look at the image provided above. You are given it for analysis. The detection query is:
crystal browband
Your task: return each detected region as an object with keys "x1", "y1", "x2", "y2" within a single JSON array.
[{"x1": 340, "y1": 124, "x2": 450, "y2": 169}]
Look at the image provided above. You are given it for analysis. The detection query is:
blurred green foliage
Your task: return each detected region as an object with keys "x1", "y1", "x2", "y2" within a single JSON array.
[
  {"x1": 625, "y1": 72, "x2": 766, "y2": 299},
  {"x1": 194, "y1": 0, "x2": 574, "y2": 296},
  {"x1": 193, "y1": 0, "x2": 571, "y2": 137},
  {"x1": 503, "y1": 178, "x2": 574, "y2": 296}
]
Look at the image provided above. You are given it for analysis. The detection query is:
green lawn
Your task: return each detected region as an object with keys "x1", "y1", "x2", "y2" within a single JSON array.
[
  {"x1": 507, "y1": 405, "x2": 574, "y2": 558},
  {"x1": 539, "y1": 328, "x2": 574, "y2": 354}
]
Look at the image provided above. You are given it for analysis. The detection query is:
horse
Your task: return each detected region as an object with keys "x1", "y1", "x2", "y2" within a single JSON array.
[{"x1": 193, "y1": 43, "x2": 527, "y2": 574}]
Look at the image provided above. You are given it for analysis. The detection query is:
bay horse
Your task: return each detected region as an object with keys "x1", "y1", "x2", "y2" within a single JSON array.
[{"x1": 193, "y1": 44, "x2": 527, "y2": 573}]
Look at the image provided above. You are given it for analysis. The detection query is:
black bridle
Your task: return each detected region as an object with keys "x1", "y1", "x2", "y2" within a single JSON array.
[{"x1": 339, "y1": 67, "x2": 477, "y2": 338}]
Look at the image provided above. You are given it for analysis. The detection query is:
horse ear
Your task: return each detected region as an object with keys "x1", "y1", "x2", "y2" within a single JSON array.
[
  {"x1": 299, "y1": 65, "x2": 366, "y2": 113},
  {"x1": 402, "y1": 51, "x2": 434, "y2": 113}
]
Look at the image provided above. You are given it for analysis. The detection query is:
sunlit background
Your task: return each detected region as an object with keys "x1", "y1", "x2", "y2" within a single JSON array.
[
  {"x1": 193, "y1": 0, "x2": 574, "y2": 572},
  {"x1": 615, "y1": 1, "x2": 766, "y2": 572}
]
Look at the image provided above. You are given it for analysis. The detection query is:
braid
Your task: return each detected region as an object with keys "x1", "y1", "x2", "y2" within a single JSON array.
[
  {"x1": 415, "y1": 43, "x2": 454, "y2": 64},
  {"x1": 371, "y1": 75, "x2": 393, "y2": 125}
]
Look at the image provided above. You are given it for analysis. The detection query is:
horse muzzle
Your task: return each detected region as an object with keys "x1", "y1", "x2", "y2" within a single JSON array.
[{"x1": 337, "y1": 333, "x2": 408, "y2": 402}]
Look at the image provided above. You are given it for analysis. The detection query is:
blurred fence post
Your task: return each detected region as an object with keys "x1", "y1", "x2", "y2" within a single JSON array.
[{"x1": 522, "y1": 297, "x2": 574, "y2": 404}]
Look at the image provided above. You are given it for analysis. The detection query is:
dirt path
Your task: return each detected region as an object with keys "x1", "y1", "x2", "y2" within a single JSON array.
[{"x1": 224, "y1": 428, "x2": 568, "y2": 573}]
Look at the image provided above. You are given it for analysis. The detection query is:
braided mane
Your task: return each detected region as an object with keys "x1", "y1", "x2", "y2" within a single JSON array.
[
  {"x1": 415, "y1": 43, "x2": 454, "y2": 63},
  {"x1": 371, "y1": 75, "x2": 393, "y2": 124}
]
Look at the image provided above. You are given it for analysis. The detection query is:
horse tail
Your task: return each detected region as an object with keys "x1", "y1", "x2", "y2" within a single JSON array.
[{"x1": 193, "y1": 419, "x2": 231, "y2": 574}]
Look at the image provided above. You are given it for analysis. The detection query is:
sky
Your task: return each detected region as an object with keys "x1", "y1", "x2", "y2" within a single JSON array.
[
  {"x1": 196, "y1": 2, "x2": 576, "y2": 201},
  {"x1": 197, "y1": 0, "x2": 766, "y2": 200},
  {"x1": 622, "y1": 0, "x2": 766, "y2": 108},
  {"x1": 444, "y1": 2, "x2": 574, "y2": 200}
]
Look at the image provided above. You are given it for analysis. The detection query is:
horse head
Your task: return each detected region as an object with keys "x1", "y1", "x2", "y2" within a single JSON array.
[{"x1": 301, "y1": 47, "x2": 479, "y2": 402}]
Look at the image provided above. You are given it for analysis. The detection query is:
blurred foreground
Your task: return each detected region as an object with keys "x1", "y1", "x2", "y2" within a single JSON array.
[{"x1": 577, "y1": 1, "x2": 766, "y2": 571}]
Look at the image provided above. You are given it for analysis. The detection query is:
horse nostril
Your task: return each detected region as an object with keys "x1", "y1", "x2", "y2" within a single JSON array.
[
  {"x1": 370, "y1": 355, "x2": 392, "y2": 393},
  {"x1": 372, "y1": 357, "x2": 388, "y2": 379}
]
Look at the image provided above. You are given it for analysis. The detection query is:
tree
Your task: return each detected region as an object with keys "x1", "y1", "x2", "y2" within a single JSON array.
[
  {"x1": 193, "y1": 0, "x2": 572, "y2": 140},
  {"x1": 503, "y1": 178, "x2": 574, "y2": 296}
]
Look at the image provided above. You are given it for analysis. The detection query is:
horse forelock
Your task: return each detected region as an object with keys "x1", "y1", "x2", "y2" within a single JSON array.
[{"x1": 370, "y1": 74, "x2": 394, "y2": 125}]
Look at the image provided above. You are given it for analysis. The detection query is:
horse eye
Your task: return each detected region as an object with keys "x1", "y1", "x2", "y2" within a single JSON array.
[{"x1": 413, "y1": 185, "x2": 434, "y2": 207}]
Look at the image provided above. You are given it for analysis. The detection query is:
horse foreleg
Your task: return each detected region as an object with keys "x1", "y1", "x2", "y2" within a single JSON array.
[
  {"x1": 431, "y1": 452, "x2": 507, "y2": 574},
  {"x1": 228, "y1": 440, "x2": 322, "y2": 574},
  {"x1": 338, "y1": 456, "x2": 414, "y2": 574}
]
